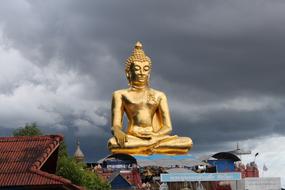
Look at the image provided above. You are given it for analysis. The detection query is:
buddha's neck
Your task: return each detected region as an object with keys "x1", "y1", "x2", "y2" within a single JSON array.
[{"x1": 130, "y1": 82, "x2": 149, "y2": 91}]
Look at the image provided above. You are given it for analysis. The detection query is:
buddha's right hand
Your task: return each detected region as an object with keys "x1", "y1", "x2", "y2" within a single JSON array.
[
  {"x1": 132, "y1": 126, "x2": 153, "y2": 139},
  {"x1": 113, "y1": 128, "x2": 127, "y2": 147}
]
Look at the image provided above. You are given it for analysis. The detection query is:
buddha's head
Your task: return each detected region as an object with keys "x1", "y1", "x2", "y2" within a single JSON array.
[{"x1": 125, "y1": 42, "x2": 152, "y2": 88}]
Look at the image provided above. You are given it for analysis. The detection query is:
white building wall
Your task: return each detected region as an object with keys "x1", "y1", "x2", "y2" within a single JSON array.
[{"x1": 237, "y1": 177, "x2": 281, "y2": 190}]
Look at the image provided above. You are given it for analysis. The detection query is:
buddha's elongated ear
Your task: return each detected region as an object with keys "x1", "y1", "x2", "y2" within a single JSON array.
[
  {"x1": 147, "y1": 73, "x2": 151, "y2": 87},
  {"x1": 126, "y1": 72, "x2": 131, "y2": 86}
]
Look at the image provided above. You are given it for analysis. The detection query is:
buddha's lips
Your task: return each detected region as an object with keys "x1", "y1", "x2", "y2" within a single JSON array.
[{"x1": 137, "y1": 75, "x2": 147, "y2": 81}]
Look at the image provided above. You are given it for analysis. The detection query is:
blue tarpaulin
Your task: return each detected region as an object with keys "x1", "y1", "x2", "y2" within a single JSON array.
[
  {"x1": 208, "y1": 160, "x2": 235, "y2": 172},
  {"x1": 134, "y1": 154, "x2": 196, "y2": 161}
]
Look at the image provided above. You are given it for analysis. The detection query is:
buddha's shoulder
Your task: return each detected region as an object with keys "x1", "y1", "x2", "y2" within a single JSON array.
[{"x1": 149, "y1": 88, "x2": 167, "y2": 98}]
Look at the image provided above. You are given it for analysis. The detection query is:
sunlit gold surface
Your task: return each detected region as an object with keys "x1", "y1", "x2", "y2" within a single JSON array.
[{"x1": 108, "y1": 42, "x2": 193, "y2": 155}]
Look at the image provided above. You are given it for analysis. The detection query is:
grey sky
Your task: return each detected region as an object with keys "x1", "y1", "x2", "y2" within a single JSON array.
[{"x1": 0, "y1": 1, "x2": 285, "y2": 184}]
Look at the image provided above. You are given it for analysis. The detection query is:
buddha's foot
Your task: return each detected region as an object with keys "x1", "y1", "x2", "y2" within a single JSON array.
[
  {"x1": 152, "y1": 147, "x2": 190, "y2": 155},
  {"x1": 110, "y1": 146, "x2": 191, "y2": 155},
  {"x1": 108, "y1": 135, "x2": 193, "y2": 155}
]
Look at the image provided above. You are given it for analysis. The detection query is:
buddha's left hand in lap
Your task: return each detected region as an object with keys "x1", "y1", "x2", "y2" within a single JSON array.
[{"x1": 130, "y1": 126, "x2": 154, "y2": 139}]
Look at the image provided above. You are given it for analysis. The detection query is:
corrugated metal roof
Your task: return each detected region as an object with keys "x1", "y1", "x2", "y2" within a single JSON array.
[
  {"x1": 134, "y1": 154, "x2": 209, "y2": 167},
  {"x1": 0, "y1": 135, "x2": 83, "y2": 190},
  {"x1": 134, "y1": 154, "x2": 196, "y2": 160},
  {"x1": 165, "y1": 168, "x2": 195, "y2": 173},
  {"x1": 97, "y1": 153, "x2": 208, "y2": 167}
]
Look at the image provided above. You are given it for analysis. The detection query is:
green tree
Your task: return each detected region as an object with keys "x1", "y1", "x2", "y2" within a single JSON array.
[
  {"x1": 56, "y1": 157, "x2": 110, "y2": 190},
  {"x1": 81, "y1": 169, "x2": 111, "y2": 190},
  {"x1": 56, "y1": 156, "x2": 85, "y2": 185},
  {"x1": 13, "y1": 122, "x2": 43, "y2": 136},
  {"x1": 58, "y1": 141, "x2": 68, "y2": 159}
]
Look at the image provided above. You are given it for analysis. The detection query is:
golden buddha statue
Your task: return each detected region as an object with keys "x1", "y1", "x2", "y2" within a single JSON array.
[{"x1": 108, "y1": 41, "x2": 192, "y2": 155}]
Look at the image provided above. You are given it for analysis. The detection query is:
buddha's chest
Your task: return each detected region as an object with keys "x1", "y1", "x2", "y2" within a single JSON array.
[{"x1": 122, "y1": 92, "x2": 159, "y2": 110}]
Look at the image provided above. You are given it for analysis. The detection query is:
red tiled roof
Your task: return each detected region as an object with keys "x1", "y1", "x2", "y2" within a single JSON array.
[{"x1": 0, "y1": 135, "x2": 83, "y2": 190}]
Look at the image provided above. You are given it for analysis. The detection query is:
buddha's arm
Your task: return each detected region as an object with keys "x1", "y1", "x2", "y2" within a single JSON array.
[
  {"x1": 156, "y1": 93, "x2": 172, "y2": 135},
  {"x1": 111, "y1": 91, "x2": 127, "y2": 146}
]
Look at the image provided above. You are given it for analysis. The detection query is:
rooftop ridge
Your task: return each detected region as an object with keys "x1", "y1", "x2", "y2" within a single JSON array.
[
  {"x1": 30, "y1": 168, "x2": 71, "y2": 185},
  {"x1": 0, "y1": 134, "x2": 63, "y2": 142},
  {"x1": 30, "y1": 135, "x2": 63, "y2": 170},
  {"x1": 29, "y1": 169, "x2": 84, "y2": 190}
]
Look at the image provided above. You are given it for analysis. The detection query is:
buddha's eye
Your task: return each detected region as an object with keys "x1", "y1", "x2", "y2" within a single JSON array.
[
  {"x1": 143, "y1": 65, "x2": 150, "y2": 71},
  {"x1": 134, "y1": 65, "x2": 141, "y2": 71}
]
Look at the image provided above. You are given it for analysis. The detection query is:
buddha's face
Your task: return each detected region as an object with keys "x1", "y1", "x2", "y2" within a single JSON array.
[{"x1": 130, "y1": 61, "x2": 151, "y2": 86}]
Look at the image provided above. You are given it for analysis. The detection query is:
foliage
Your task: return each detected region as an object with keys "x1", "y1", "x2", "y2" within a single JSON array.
[
  {"x1": 56, "y1": 157, "x2": 111, "y2": 190},
  {"x1": 56, "y1": 156, "x2": 85, "y2": 185},
  {"x1": 13, "y1": 122, "x2": 43, "y2": 136},
  {"x1": 81, "y1": 168, "x2": 111, "y2": 190},
  {"x1": 58, "y1": 141, "x2": 68, "y2": 158}
]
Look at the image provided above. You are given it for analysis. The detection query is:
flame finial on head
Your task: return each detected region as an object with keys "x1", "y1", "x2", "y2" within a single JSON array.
[
  {"x1": 135, "y1": 41, "x2": 143, "y2": 49},
  {"x1": 125, "y1": 41, "x2": 151, "y2": 65}
]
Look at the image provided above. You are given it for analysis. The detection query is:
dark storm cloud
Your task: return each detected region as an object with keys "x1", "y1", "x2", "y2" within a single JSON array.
[
  {"x1": 2, "y1": 0, "x2": 285, "y2": 99},
  {"x1": 172, "y1": 108, "x2": 279, "y2": 152},
  {"x1": 1, "y1": 0, "x2": 285, "y2": 160}
]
